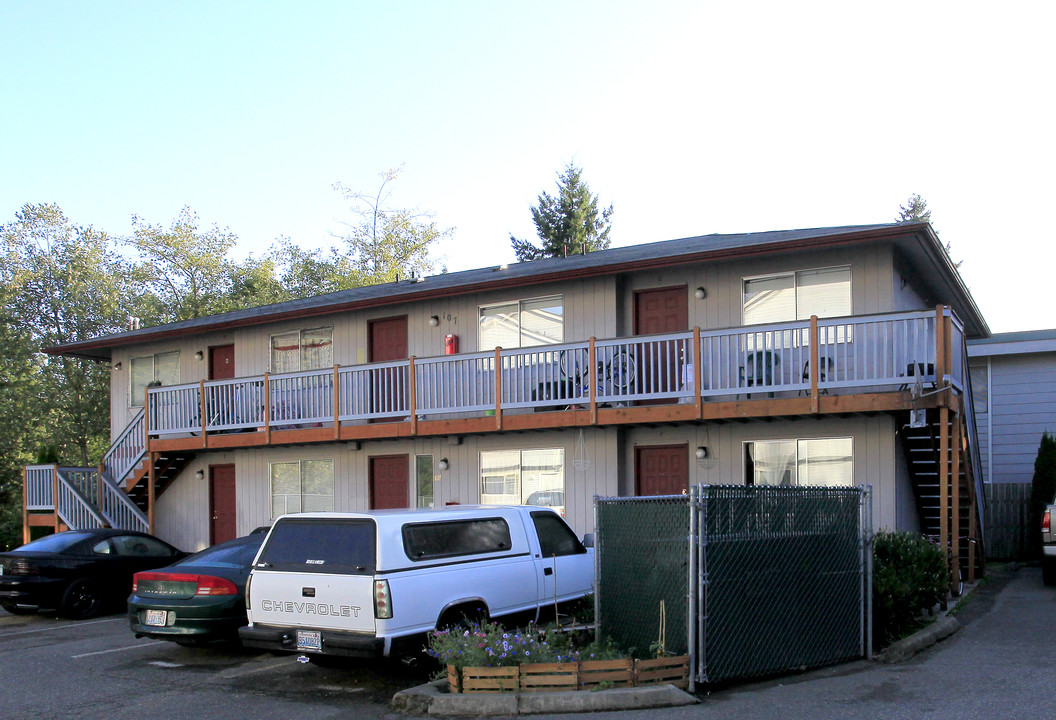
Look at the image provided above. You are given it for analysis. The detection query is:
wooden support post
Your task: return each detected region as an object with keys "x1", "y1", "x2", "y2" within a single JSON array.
[
  {"x1": 408, "y1": 357, "x2": 418, "y2": 436},
  {"x1": 951, "y1": 413, "x2": 962, "y2": 592},
  {"x1": 939, "y1": 406, "x2": 950, "y2": 580},
  {"x1": 810, "y1": 315, "x2": 820, "y2": 413},
  {"x1": 692, "y1": 327, "x2": 703, "y2": 418},
  {"x1": 199, "y1": 380, "x2": 208, "y2": 441},
  {"x1": 22, "y1": 466, "x2": 30, "y2": 545},
  {"x1": 148, "y1": 452, "x2": 157, "y2": 534},
  {"x1": 935, "y1": 305, "x2": 947, "y2": 403},
  {"x1": 493, "y1": 348, "x2": 503, "y2": 431},
  {"x1": 263, "y1": 372, "x2": 271, "y2": 445},
  {"x1": 588, "y1": 338, "x2": 598, "y2": 425},
  {"x1": 333, "y1": 365, "x2": 341, "y2": 440},
  {"x1": 52, "y1": 466, "x2": 60, "y2": 533}
]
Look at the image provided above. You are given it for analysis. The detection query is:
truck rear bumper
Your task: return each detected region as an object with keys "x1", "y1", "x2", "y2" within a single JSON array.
[
  {"x1": 238, "y1": 624, "x2": 385, "y2": 658},
  {"x1": 1042, "y1": 544, "x2": 1056, "y2": 557}
]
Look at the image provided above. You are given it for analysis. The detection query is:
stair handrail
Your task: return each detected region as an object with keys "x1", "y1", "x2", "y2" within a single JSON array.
[
  {"x1": 101, "y1": 408, "x2": 146, "y2": 487},
  {"x1": 54, "y1": 467, "x2": 106, "y2": 530},
  {"x1": 98, "y1": 479, "x2": 149, "y2": 533},
  {"x1": 958, "y1": 347, "x2": 986, "y2": 533}
]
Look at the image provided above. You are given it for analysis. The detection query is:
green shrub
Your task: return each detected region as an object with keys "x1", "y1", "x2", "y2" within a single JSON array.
[{"x1": 872, "y1": 530, "x2": 947, "y2": 647}]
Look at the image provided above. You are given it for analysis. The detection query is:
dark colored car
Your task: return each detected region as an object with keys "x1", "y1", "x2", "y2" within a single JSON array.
[
  {"x1": 0, "y1": 529, "x2": 186, "y2": 619},
  {"x1": 128, "y1": 531, "x2": 266, "y2": 646}
]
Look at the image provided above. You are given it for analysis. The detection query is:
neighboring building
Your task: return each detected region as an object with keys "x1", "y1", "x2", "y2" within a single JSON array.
[
  {"x1": 968, "y1": 331, "x2": 1056, "y2": 558},
  {"x1": 968, "y1": 330, "x2": 1056, "y2": 485},
  {"x1": 23, "y1": 222, "x2": 988, "y2": 579}
]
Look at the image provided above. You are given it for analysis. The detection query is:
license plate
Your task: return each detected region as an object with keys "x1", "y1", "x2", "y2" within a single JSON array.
[
  {"x1": 296, "y1": 630, "x2": 322, "y2": 652},
  {"x1": 145, "y1": 609, "x2": 167, "y2": 627}
]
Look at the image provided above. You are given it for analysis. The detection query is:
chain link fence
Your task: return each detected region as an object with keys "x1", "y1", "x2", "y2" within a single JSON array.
[{"x1": 595, "y1": 485, "x2": 871, "y2": 687}]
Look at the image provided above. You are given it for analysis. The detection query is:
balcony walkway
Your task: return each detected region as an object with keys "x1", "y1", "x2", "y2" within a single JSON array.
[{"x1": 146, "y1": 308, "x2": 966, "y2": 453}]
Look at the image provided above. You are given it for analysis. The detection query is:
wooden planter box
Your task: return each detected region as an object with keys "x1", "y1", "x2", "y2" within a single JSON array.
[
  {"x1": 634, "y1": 655, "x2": 690, "y2": 689},
  {"x1": 519, "y1": 662, "x2": 579, "y2": 692},
  {"x1": 460, "y1": 665, "x2": 520, "y2": 693},
  {"x1": 579, "y1": 658, "x2": 635, "y2": 690},
  {"x1": 448, "y1": 656, "x2": 689, "y2": 693}
]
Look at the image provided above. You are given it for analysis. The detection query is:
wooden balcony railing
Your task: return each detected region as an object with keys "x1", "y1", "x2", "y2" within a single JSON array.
[{"x1": 145, "y1": 308, "x2": 962, "y2": 440}]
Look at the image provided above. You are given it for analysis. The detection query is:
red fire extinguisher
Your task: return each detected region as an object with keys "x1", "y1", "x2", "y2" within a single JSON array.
[{"x1": 445, "y1": 334, "x2": 459, "y2": 355}]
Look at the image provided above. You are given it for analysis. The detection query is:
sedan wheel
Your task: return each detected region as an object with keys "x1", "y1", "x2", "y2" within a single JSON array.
[{"x1": 61, "y1": 579, "x2": 103, "y2": 619}]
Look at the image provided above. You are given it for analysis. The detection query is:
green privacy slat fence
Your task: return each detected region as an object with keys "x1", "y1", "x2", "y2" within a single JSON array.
[
  {"x1": 596, "y1": 496, "x2": 691, "y2": 659},
  {"x1": 596, "y1": 485, "x2": 870, "y2": 686}
]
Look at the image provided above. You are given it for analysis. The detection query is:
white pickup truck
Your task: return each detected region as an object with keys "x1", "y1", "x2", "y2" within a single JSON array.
[
  {"x1": 1043, "y1": 496, "x2": 1055, "y2": 586},
  {"x1": 238, "y1": 506, "x2": 595, "y2": 661}
]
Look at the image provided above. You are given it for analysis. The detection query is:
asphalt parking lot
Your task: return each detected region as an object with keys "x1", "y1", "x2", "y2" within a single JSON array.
[{"x1": 0, "y1": 608, "x2": 427, "y2": 720}]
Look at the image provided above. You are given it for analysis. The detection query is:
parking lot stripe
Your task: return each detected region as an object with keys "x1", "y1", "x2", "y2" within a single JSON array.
[
  {"x1": 2, "y1": 617, "x2": 124, "y2": 637},
  {"x1": 72, "y1": 641, "x2": 163, "y2": 659},
  {"x1": 219, "y1": 656, "x2": 294, "y2": 679}
]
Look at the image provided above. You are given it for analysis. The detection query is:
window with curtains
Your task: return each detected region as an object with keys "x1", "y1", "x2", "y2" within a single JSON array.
[
  {"x1": 480, "y1": 448, "x2": 565, "y2": 514},
  {"x1": 479, "y1": 296, "x2": 563, "y2": 350},
  {"x1": 744, "y1": 437, "x2": 853, "y2": 487},
  {"x1": 130, "y1": 351, "x2": 180, "y2": 406},
  {"x1": 270, "y1": 459, "x2": 335, "y2": 517},
  {"x1": 270, "y1": 327, "x2": 333, "y2": 373}
]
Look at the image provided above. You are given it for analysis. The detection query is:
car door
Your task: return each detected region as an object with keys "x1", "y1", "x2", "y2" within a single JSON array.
[{"x1": 530, "y1": 511, "x2": 593, "y2": 604}]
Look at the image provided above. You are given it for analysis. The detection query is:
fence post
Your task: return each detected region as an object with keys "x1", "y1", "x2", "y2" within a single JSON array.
[
  {"x1": 863, "y1": 484, "x2": 873, "y2": 660},
  {"x1": 593, "y1": 494, "x2": 601, "y2": 645},
  {"x1": 687, "y1": 485, "x2": 698, "y2": 693}
]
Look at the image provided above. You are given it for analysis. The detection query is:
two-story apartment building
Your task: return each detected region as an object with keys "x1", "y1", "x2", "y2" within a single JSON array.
[{"x1": 24, "y1": 221, "x2": 988, "y2": 580}]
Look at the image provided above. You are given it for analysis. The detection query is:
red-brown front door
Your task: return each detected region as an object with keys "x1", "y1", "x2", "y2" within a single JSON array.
[
  {"x1": 369, "y1": 317, "x2": 408, "y2": 362},
  {"x1": 368, "y1": 317, "x2": 408, "y2": 419},
  {"x1": 209, "y1": 464, "x2": 237, "y2": 545},
  {"x1": 635, "y1": 445, "x2": 689, "y2": 496},
  {"x1": 209, "y1": 344, "x2": 235, "y2": 380},
  {"x1": 634, "y1": 287, "x2": 688, "y2": 402},
  {"x1": 370, "y1": 454, "x2": 409, "y2": 509}
]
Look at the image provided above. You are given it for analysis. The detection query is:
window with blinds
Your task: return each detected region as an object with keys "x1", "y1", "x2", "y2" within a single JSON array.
[{"x1": 479, "y1": 296, "x2": 563, "y2": 350}]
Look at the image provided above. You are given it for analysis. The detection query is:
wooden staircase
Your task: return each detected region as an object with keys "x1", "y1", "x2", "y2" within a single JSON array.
[
  {"x1": 901, "y1": 407, "x2": 985, "y2": 582},
  {"x1": 121, "y1": 451, "x2": 197, "y2": 512}
]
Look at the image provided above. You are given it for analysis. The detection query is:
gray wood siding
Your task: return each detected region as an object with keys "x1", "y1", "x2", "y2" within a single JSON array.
[
  {"x1": 625, "y1": 415, "x2": 901, "y2": 531},
  {"x1": 983, "y1": 353, "x2": 1056, "y2": 484}
]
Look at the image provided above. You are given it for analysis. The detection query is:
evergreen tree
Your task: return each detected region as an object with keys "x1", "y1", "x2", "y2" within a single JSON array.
[
  {"x1": 510, "y1": 163, "x2": 613, "y2": 262},
  {"x1": 896, "y1": 193, "x2": 960, "y2": 268},
  {"x1": 1030, "y1": 432, "x2": 1056, "y2": 558}
]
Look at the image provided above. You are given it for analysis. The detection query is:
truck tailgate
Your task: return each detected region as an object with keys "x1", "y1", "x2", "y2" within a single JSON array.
[{"x1": 250, "y1": 570, "x2": 375, "y2": 633}]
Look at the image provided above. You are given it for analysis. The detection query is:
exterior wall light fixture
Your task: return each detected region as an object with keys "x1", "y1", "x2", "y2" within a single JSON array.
[
  {"x1": 428, "y1": 315, "x2": 439, "y2": 327},
  {"x1": 694, "y1": 287, "x2": 707, "y2": 300},
  {"x1": 438, "y1": 458, "x2": 449, "y2": 471}
]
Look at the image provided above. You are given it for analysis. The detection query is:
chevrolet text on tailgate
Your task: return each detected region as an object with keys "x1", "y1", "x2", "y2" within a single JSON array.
[{"x1": 238, "y1": 506, "x2": 595, "y2": 661}]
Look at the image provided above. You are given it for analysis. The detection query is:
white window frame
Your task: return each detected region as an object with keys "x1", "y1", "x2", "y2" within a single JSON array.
[
  {"x1": 743, "y1": 437, "x2": 854, "y2": 487},
  {"x1": 742, "y1": 266, "x2": 852, "y2": 348},
  {"x1": 478, "y1": 295, "x2": 564, "y2": 350},
  {"x1": 415, "y1": 454, "x2": 435, "y2": 509},
  {"x1": 129, "y1": 351, "x2": 180, "y2": 407},
  {"x1": 269, "y1": 459, "x2": 335, "y2": 518},
  {"x1": 479, "y1": 448, "x2": 565, "y2": 511},
  {"x1": 269, "y1": 326, "x2": 334, "y2": 373}
]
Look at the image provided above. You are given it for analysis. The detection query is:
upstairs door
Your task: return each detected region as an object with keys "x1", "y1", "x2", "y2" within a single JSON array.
[
  {"x1": 635, "y1": 444, "x2": 689, "y2": 496},
  {"x1": 634, "y1": 286, "x2": 688, "y2": 402},
  {"x1": 209, "y1": 344, "x2": 235, "y2": 380},
  {"x1": 209, "y1": 464, "x2": 237, "y2": 545},
  {"x1": 370, "y1": 454, "x2": 409, "y2": 509},
  {"x1": 369, "y1": 317, "x2": 408, "y2": 419}
]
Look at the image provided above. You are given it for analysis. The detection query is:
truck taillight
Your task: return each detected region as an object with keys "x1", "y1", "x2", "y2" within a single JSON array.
[
  {"x1": 245, "y1": 574, "x2": 252, "y2": 610},
  {"x1": 1044, "y1": 510, "x2": 1051, "y2": 533},
  {"x1": 374, "y1": 579, "x2": 392, "y2": 619}
]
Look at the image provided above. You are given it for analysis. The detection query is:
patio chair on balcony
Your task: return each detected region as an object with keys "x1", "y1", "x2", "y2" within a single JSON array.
[
  {"x1": 800, "y1": 356, "x2": 835, "y2": 396},
  {"x1": 899, "y1": 362, "x2": 936, "y2": 392},
  {"x1": 740, "y1": 350, "x2": 780, "y2": 399}
]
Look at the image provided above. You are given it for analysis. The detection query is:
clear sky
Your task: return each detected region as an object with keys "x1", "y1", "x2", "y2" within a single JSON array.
[{"x1": 2, "y1": 1, "x2": 1053, "y2": 333}]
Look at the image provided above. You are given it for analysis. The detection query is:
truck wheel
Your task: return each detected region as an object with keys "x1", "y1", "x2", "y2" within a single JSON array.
[{"x1": 1043, "y1": 558, "x2": 1056, "y2": 587}]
